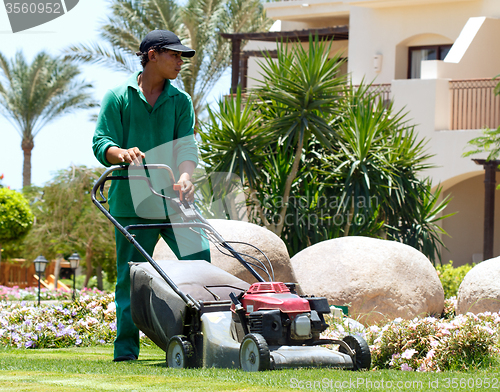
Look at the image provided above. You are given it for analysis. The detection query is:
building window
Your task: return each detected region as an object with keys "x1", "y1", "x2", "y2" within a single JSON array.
[{"x1": 408, "y1": 45, "x2": 452, "y2": 79}]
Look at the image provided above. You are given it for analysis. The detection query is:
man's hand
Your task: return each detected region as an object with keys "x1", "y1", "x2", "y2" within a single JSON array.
[
  {"x1": 176, "y1": 178, "x2": 195, "y2": 202},
  {"x1": 106, "y1": 146, "x2": 145, "y2": 165}
]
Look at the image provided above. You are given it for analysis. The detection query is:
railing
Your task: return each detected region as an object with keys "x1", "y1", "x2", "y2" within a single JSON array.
[
  {"x1": 353, "y1": 83, "x2": 392, "y2": 107},
  {"x1": 450, "y1": 78, "x2": 500, "y2": 130},
  {"x1": 368, "y1": 83, "x2": 391, "y2": 106}
]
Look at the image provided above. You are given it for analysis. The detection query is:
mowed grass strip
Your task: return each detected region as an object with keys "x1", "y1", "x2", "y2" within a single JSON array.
[{"x1": 0, "y1": 346, "x2": 499, "y2": 391}]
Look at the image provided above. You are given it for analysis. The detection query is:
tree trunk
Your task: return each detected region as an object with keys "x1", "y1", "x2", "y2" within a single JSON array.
[
  {"x1": 53, "y1": 255, "x2": 62, "y2": 290},
  {"x1": 83, "y1": 238, "x2": 94, "y2": 288},
  {"x1": 21, "y1": 138, "x2": 34, "y2": 188},
  {"x1": 248, "y1": 187, "x2": 270, "y2": 228},
  {"x1": 274, "y1": 136, "x2": 305, "y2": 236},
  {"x1": 96, "y1": 263, "x2": 103, "y2": 290}
]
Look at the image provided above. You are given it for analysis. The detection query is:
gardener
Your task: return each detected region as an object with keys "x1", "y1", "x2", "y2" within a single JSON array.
[{"x1": 92, "y1": 30, "x2": 210, "y2": 362}]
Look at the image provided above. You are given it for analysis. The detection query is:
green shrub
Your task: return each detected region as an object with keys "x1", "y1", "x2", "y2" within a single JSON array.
[
  {"x1": 0, "y1": 187, "x2": 33, "y2": 242},
  {"x1": 436, "y1": 260, "x2": 474, "y2": 298}
]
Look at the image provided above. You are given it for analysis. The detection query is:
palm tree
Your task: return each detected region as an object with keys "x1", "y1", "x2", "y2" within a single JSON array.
[
  {"x1": 66, "y1": 0, "x2": 272, "y2": 118},
  {"x1": 0, "y1": 51, "x2": 96, "y2": 188}
]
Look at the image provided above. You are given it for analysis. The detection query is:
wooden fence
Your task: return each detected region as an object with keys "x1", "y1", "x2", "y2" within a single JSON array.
[{"x1": 0, "y1": 259, "x2": 56, "y2": 288}]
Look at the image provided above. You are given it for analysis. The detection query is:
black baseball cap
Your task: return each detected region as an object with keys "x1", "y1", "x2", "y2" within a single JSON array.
[{"x1": 139, "y1": 30, "x2": 195, "y2": 58}]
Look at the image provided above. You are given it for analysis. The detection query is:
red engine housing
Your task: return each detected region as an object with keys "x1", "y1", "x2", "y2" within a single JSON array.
[{"x1": 240, "y1": 282, "x2": 310, "y2": 320}]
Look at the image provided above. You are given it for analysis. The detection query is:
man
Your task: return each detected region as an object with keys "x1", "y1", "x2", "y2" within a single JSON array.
[{"x1": 93, "y1": 30, "x2": 210, "y2": 362}]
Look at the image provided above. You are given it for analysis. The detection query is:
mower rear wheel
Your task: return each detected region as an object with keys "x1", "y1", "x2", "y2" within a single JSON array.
[
  {"x1": 239, "y1": 333, "x2": 270, "y2": 372},
  {"x1": 166, "y1": 335, "x2": 196, "y2": 369},
  {"x1": 339, "y1": 334, "x2": 371, "y2": 371}
]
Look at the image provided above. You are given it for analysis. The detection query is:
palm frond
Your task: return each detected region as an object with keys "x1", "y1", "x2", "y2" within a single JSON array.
[{"x1": 63, "y1": 42, "x2": 138, "y2": 73}]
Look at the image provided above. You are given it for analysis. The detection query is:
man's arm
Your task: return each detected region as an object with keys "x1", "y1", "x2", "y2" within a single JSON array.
[{"x1": 177, "y1": 160, "x2": 196, "y2": 202}]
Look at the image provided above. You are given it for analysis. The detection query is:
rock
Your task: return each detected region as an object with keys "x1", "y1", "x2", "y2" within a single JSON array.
[
  {"x1": 153, "y1": 219, "x2": 298, "y2": 285},
  {"x1": 457, "y1": 256, "x2": 500, "y2": 314},
  {"x1": 290, "y1": 236, "x2": 444, "y2": 324}
]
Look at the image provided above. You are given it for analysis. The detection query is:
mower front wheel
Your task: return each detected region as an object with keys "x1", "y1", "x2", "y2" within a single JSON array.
[
  {"x1": 339, "y1": 334, "x2": 371, "y2": 371},
  {"x1": 166, "y1": 335, "x2": 196, "y2": 369},
  {"x1": 239, "y1": 333, "x2": 270, "y2": 372}
]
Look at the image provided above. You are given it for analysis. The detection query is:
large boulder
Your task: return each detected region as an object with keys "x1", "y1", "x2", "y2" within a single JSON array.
[
  {"x1": 153, "y1": 219, "x2": 298, "y2": 285},
  {"x1": 290, "y1": 236, "x2": 444, "y2": 324},
  {"x1": 457, "y1": 256, "x2": 500, "y2": 314}
]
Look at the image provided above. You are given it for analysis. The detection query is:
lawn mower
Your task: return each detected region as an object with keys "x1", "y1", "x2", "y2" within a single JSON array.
[{"x1": 91, "y1": 164, "x2": 371, "y2": 371}]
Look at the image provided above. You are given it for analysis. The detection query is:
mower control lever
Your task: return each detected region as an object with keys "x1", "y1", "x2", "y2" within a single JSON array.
[
  {"x1": 171, "y1": 184, "x2": 199, "y2": 220},
  {"x1": 172, "y1": 184, "x2": 184, "y2": 201}
]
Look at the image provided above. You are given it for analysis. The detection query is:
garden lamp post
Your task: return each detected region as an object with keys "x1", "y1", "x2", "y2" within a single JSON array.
[
  {"x1": 33, "y1": 255, "x2": 49, "y2": 306},
  {"x1": 68, "y1": 253, "x2": 80, "y2": 300}
]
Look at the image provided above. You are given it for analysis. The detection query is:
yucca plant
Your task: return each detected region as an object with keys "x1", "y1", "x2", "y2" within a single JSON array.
[
  {"x1": 0, "y1": 51, "x2": 95, "y2": 187},
  {"x1": 200, "y1": 40, "x2": 453, "y2": 261},
  {"x1": 253, "y1": 35, "x2": 347, "y2": 235},
  {"x1": 385, "y1": 181, "x2": 454, "y2": 264}
]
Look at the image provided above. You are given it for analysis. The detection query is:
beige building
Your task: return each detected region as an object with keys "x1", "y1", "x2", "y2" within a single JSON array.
[{"x1": 230, "y1": 0, "x2": 500, "y2": 266}]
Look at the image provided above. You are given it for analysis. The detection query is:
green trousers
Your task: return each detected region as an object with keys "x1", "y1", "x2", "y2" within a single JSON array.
[{"x1": 113, "y1": 216, "x2": 211, "y2": 360}]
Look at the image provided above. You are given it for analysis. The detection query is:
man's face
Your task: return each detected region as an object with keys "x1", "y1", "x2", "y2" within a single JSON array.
[{"x1": 152, "y1": 49, "x2": 184, "y2": 80}]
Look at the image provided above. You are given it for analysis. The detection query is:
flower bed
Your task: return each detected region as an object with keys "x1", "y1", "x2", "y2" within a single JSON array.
[
  {"x1": 0, "y1": 292, "x2": 118, "y2": 348},
  {"x1": 2, "y1": 287, "x2": 499, "y2": 371},
  {"x1": 365, "y1": 312, "x2": 499, "y2": 371},
  {"x1": 320, "y1": 299, "x2": 500, "y2": 372}
]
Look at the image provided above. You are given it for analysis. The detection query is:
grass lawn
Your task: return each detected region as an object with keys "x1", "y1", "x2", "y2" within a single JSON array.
[{"x1": 0, "y1": 345, "x2": 499, "y2": 391}]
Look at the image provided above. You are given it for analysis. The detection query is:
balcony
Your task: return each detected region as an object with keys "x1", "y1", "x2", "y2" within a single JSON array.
[{"x1": 371, "y1": 78, "x2": 500, "y2": 131}]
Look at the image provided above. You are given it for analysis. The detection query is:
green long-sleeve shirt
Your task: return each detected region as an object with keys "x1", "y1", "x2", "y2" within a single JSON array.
[{"x1": 93, "y1": 71, "x2": 199, "y2": 218}]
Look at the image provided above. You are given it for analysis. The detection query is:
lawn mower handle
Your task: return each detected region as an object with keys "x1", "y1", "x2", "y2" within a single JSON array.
[
  {"x1": 91, "y1": 164, "x2": 201, "y2": 310},
  {"x1": 91, "y1": 164, "x2": 266, "y2": 310}
]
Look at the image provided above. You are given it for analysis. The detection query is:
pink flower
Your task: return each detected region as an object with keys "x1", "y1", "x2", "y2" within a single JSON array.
[
  {"x1": 401, "y1": 363, "x2": 413, "y2": 371},
  {"x1": 401, "y1": 349, "x2": 418, "y2": 359}
]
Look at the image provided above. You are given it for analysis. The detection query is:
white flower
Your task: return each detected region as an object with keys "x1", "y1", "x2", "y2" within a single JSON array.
[
  {"x1": 482, "y1": 326, "x2": 495, "y2": 335},
  {"x1": 429, "y1": 339, "x2": 439, "y2": 348}
]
